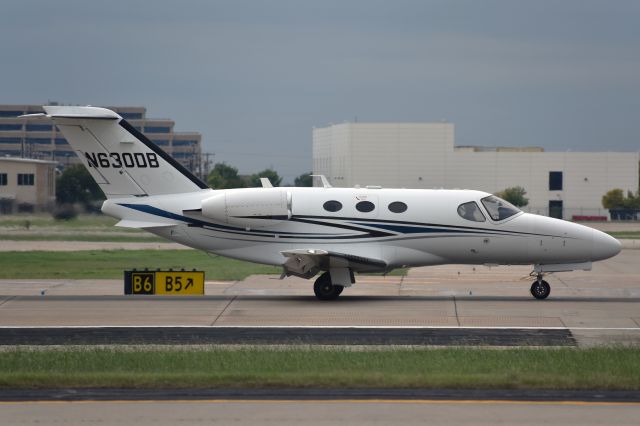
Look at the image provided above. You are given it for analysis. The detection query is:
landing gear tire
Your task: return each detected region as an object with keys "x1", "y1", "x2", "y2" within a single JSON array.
[
  {"x1": 530, "y1": 280, "x2": 551, "y2": 300},
  {"x1": 314, "y1": 272, "x2": 344, "y2": 300}
]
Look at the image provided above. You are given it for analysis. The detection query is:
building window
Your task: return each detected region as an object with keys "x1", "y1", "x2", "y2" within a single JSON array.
[
  {"x1": 172, "y1": 152, "x2": 191, "y2": 158},
  {"x1": 549, "y1": 171, "x2": 563, "y2": 191},
  {"x1": 173, "y1": 140, "x2": 198, "y2": 146},
  {"x1": 388, "y1": 201, "x2": 408, "y2": 213},
  {"x1": 152, "y1": 139, "x2": 169, "y2": 146},
  {"x1": 26, "y1": 124, "x2": 52, "y2": 132},
  {"x1": 549, "y1": 200, "x2": 563, "y2": 219},
  {"x1": 17, "y1": 173, "x2": 35, "y2": 186},
  {"x1": 119, "y1": 112, "x2": 143, "y2": 120},
  {"x1": 0, "y1": 173, "x2": 7, "y2": 185},
  {"x1": 0, "y1": 111, "x2": 23, "y2": 117},
  {"x1": 0, "y1": 137, "x2": 21, "y2": 144},
  {"x1": 55, "y1": 138, "x2": 69, "y2": 145},
  {"x1": 144, "y1": 126, "x2": 171, "y2": 133},
  {"x1": 355, "y1": 201, "x2": 375, "y2": 213},
  {"x1": 323, "y1": 200, "x2": 343, "y2": 212},
  {"x1": 0, "y1": 124, "x2": 22, "y2": 131},
  {"x1": 26, "y1": 138, "x2": 51, "y2": 145}
]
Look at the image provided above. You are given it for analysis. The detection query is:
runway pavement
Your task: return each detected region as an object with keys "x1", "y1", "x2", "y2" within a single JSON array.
[
  {"x1": 0, "y1": 326, "x2": 575, "y2": 346},
  {"x1": 0, "y1": 250, "x2": 638, "y2": 347}
]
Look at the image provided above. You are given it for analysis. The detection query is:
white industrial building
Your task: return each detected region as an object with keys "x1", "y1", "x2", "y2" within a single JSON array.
[{"x1": 313, "y1": 122, "x2": 639, "y2": 220}]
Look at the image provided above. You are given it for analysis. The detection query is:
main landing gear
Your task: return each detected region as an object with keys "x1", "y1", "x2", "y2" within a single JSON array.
[
  {"x1": 313, "y1": 272, "x2": 344, "y2": 300},
  {"x1": 530, "y1": 273, "x2": 551, "y2": 300}
]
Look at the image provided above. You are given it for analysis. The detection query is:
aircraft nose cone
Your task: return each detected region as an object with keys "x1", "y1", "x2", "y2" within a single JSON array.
[{"x1": 592, "y1": 230, "x2": 622, "y2": 261}]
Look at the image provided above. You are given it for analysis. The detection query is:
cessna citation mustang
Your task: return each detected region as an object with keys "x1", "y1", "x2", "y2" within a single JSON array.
[{"x1": 24, "y1": 106, "x2": 622, "y2": 300}]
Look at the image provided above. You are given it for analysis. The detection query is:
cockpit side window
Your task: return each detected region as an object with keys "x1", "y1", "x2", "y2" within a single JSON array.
[
  {"x1": 457, "y1": 201, "x2": 486, "y2": 222},
  {"x1": 481, "y1": 195, "x2": 521, "y2": 221}
]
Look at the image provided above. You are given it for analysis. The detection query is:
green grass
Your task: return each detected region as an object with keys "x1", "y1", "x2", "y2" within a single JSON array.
[
  {"x1": 0, "y1": 250, "x2": 408, "y2": 280},
  {"x1": 0, "y1": 347, "x2": 638, "y2": 390},
  {"x1": 608, "y1": 231, "x2": 640, "y2": 239},
  {"x1": 0, "y1": 234, "x2": 165, "y2": 243},
  {"x1": 0, "y1": 250, "x2": 281, "y2": 280},
  {"x1": 0, "y1": 214, "x2": 117, "y2": 229}
]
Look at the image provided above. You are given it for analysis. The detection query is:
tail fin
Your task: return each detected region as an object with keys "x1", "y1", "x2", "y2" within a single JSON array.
[{"x1": 40, "y1": 106, "x2": 208, "y2": 197}]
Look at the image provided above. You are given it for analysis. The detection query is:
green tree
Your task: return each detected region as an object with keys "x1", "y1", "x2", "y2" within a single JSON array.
[
  {"x1": 249, "y1": 169, "x2": 282, "y2": 187},
  {"x1": 56, "y1": 164, "x2": 104, "y2": 208},
  {"x1": 207, "y1": 163, "x2": 246, "y2": 189},
  {"x1": 601, "y1": 189, "x2": 625, "y2": 209},
  {"x1": 495, "y1": 186, "x2": 529, "y2": 207},
  {"x1": 294, "y1": 172, "x2": 313, "y2": 187},
  {"x1": 623, "y1": 190, "x2": 640, "y2": 209}
]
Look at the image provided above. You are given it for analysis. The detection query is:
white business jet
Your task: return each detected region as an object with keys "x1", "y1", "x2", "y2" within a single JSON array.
[{"x1": 24, "y1": 106, "x2": 621, "y2": 300}]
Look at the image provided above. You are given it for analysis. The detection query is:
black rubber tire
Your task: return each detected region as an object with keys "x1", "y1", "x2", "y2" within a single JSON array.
[
  {"x1": 530, "y1": 280, "x2": 551, "y2": 300},
  {"x1": 314, "y1": 272, "x2": 343, "y2": 300}
]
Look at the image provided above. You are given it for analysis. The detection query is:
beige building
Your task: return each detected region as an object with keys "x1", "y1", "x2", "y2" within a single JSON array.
[
  {"x1": 0, "y1": 104, "x2": 203, "y2": 176},
  {"x1": 313, "y1": 122, "x2": 639, "y2": 220},
  {"x1": 0, "y1": 157, "x2": 56, "y2": 213}
]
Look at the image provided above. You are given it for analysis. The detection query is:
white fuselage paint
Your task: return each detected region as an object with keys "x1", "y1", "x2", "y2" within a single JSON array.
[{"x1": 101, "y1": 187, "x2": 621, "y2": 272}]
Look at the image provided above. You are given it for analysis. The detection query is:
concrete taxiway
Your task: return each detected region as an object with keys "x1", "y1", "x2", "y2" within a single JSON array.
[
  {"x1": 0, "y1": 250, "x2": 638, "y2": 346},
  {"x1": 1, "y1": 399, "x2": 639, "y2": 426}
]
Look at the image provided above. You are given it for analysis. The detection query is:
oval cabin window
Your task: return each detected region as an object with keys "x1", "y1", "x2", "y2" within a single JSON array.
[
  {"x1": 388, "y1": 201, "x2": 408, "y2": 213},
  {"x1": 355, "y1": 201, "x2": 375, "y2": 213},
  {"x1": 323, "y1": 200, "x2": 343, "y2": 212}
]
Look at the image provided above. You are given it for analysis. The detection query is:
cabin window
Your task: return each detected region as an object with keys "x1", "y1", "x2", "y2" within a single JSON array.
[
  {"x1": 457, "y1": 202, "x2": 486, "y2": 222},
  {"x1": 355, "y1": 201, "x2": 375, "y2": 213},
  {"x1": 481, "y1": 195, "x2": 520, "y2": 221},
  {"x1": 323, "y1": 200, "x2": 343, "y2": 212},
  {"x1": 388, "y1": 201, "x2": 408, "y2": 213}
]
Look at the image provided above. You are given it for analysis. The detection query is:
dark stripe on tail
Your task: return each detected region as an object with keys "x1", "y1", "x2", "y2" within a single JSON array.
[{"x1": 119, "y1": 119, "x2": 209, "y2": 190}]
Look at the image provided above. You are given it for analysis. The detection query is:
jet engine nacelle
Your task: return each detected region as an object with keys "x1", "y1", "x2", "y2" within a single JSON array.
[{"x1": 201, "y1": 188, "x2": 292, "y2": 228}]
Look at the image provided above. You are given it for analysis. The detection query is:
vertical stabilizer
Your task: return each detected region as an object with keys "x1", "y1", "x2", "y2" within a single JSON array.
[{"x1": 41, "y1": 106, "x2": 208, "y2": 197}]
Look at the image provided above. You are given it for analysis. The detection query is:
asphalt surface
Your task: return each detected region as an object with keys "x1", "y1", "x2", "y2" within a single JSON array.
[
  {"x1": 0, "y1": 326, "x2": 576, "y2": 346},
  {"x1": 1, "y1": 388, "x2": 638, "y2": 403}
]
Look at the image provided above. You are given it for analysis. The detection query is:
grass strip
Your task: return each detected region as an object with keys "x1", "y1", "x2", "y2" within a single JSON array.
[
  {"x1": 0, "y1": 250, "x2": 407, "y2": 280},
  {"x1": 0, "y1": 234, "x2": 165, "y2": 243},
  {"x1": 0, "y1": 250, "x2": 281, "y2": 280},
  {"x1": 608, "y1": 231, "x2": 640, "y2": 239},
  {"x1": 0, "y1": 347, "x2": 638, "y2": 390}
]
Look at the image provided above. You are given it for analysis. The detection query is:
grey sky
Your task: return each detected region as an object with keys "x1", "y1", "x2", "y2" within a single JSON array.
[{"x1": 2, "y1": 0, "x2": 639, "y2": 183}]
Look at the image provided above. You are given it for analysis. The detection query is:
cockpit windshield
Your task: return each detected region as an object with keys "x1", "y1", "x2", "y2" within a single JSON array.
[{"x1": 481, "y1": 195, "x2": 521, "y2": 221}]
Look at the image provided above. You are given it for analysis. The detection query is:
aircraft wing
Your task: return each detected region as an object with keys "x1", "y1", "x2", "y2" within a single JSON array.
[{"x1": 280, "y1": 249, "x2": 388, "y2": 279}]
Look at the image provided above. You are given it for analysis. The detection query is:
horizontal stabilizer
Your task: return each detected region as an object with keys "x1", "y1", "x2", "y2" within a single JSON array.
[{"x1": 115, "y1": 219, "x2": 175, "y2": 229}]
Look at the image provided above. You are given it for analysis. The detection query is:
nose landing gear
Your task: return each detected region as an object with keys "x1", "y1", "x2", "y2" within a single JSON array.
[{"x1": 530, "y1": 273, "x2": 551, "y2": 299}]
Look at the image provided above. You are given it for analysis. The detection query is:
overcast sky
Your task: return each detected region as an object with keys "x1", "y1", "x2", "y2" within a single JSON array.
[{"x1": 2, "y1": 0, "x2": 639, "y2": 183}]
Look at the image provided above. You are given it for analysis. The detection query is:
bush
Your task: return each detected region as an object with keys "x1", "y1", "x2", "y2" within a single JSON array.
[
  {"x1": 52, "y1": 204, "x2": 78, "y2": 221},
  {"x1": 17, "y1": 202, "x2": 35, "y2": 213},
  {"x1": 495, "y1": 186, "x2": 529, "y2": 207}
]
